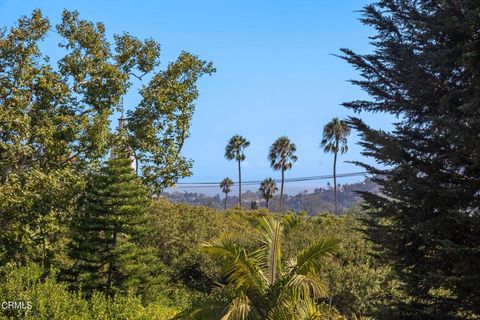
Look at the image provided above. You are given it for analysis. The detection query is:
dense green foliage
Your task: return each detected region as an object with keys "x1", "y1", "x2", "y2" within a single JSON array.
[
  {"x1": 177, "y1": 217, "x2": 340, "y2": 320},
  {"x1": 0, "y1": 9, "x2": 213, "y2": 269},
  {"x1": 0, "y1": 264, "x2": 180, "y2": 320},
  {"x1": 144, "y1": 201, "x2": 398, "y2": 319},
  {"x1": 0, "y1": 192, "x2": 398, "y2": 319},
  {"x1": 341, "y1": 1, "x2": 480, "y2": 318}
]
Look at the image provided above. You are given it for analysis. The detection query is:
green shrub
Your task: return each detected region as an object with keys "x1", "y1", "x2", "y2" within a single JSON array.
[{"x1": 0, "y1": 264, "x2": 180, "y2": 320}]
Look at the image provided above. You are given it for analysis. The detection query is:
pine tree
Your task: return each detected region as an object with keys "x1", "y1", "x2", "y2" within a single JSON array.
[
  {"x1": 68, "y1": 154, "x2": 159, "y2": 298},
  {"x1": 341, "y1": 1, "x2": 480, "y2": 318}
]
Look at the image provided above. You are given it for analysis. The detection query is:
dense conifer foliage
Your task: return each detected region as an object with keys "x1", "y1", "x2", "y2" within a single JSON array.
[
  {"x1": 341, "y1": 1, "x2": 480, "y2": 318},
  {"x1": 68, "y1": 156, "x2": 159, "y2": 297}
]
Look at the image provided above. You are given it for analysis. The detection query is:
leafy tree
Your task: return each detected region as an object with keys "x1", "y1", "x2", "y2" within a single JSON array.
[
  {"x1": 341, "y1": 1, "x2": 480, "y2": 318},
  {"x1": 68, "y1": 151, "x2": 159, "y2": 298},
  {"x1": 127, "y1": 52, "x2": 215, "y2": 193},
  {"x1": 220, "y1": 177, "x2": 234, "y2": 210},
  {"x1": 320, "y1": 118, "x2": 350, "y2": 215},
  {"x1": 268, "y1": 136, "x2": 297, "y2": 210},
  {"x1": 0, "y1": 10, "x2": 213, "y2": 266},
  {"x1": 259, "y1": 177, "x2": 277, "y2": 210},
  {"x1": 225, "y1": 135, "x2": 250, "y2": 208},
  {"x1": 176, "y1": 217, "x2": 340, "y2": 320}
]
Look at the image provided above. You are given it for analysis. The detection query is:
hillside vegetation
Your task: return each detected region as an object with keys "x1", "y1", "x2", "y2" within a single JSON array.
[{"x1": 0, "y1": 199, "x2": 398, "y2": 319}]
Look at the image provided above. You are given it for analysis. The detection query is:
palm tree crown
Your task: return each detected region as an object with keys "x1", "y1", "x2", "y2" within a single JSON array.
[
  {"x1": 268, "y1": 136, "x2": 297, "y2": 171},
  {"x1": 225, "y1": 134, "x2": 250, "y2": 162},
  {"x1": 268, "y1": 136, "x2": 297, "y2": 210},
  {"x1": 220, "y1": 177, "x2": 233, "y2": 194},
  {"x1": 320, "y1": 118, "x2": 350, "y2": 155},
  {"x1": 225, "y1": 135, "x2": 250, "y2": 208},
  {"x1": 176, "y1": 217, "x2": 340, "y2": 319},
  {"x1": 259, "y1": 177, "x2": 277, "y2": 210}
]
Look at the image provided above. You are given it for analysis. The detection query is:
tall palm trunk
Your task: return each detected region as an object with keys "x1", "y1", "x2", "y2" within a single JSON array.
[
  {"x1": 279, "y1": 169, "x2": 285, "y2": 210},
  {"x1": 238, "y1": 160, "x2": 242, "y2": 209},
  {"x1": 333, "y1": 141, "x2": 338, "y2": 215},
  {"x1": 224, "y1": 193, "x2": 228, "y2": 210},
  {"x1": 266, "y1": 198, "x2": 270, "y2": 210}
]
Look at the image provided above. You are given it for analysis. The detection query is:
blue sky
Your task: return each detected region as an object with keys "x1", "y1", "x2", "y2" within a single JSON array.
[{"x1": 0, "y1": 0, "x2": 392, "y2": 194}]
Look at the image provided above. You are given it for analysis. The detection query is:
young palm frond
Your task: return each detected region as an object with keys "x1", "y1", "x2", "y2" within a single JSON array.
[
  {"x1": 221, "y1": 293, "x2": 257, "y2": 320},
  {"x1": 287, "y1": 238, "x2": 340, "y2": 276},
  {"x1": 257, "y1": 217, "x2": 283, "y2": 286},
  {"x1": 202, "y1": 236, "x2": 268, "y2": 293}
]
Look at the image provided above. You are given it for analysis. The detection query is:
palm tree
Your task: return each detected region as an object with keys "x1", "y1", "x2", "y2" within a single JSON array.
[
  {"x1": 225, "y1": 135, "x2": 250, "y2": 209},
  {"x1": 176, "y1": 217, "x2": 340, "y2": 319},
  {"x1": 320, "y1": 118, "x2": 351, "y2": 215},
  {"x1": 220, "y1": 177, "x2": 234, "y2": 210},
  {"x1": 268, "y1": 136, "x2": 297, "y2": 210},
  {"x1": 259, "y1": 177, "x2": 277, "y2": 210}
]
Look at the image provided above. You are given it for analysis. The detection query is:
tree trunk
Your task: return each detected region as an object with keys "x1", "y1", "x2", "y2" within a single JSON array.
[
  {"x1": 279, "y1": 169, "x2": 285, "y2": 210},
  {"x1": 333, "y1": 147, "x2": 338, "y2": 215},
  {"x1": 266, "y1": 198, "x2": 269, "y2": 210},
  {"x1": 238, "y1": 160, "x2": 242, "y2": 209},
  {"x1": 224, "y1": 193, "x2": 228, "y2": 210}
]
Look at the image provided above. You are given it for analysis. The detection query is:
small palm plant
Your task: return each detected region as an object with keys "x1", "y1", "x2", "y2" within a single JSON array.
[
  {"x1": 320, "y1": 118, "x2": 351, "y2": 215},
  {"x1": 220, "y1": 177, "x2": 234, "y2": 210},
  {"x1": 176, "y1": 217, "x2": 340, "y2": 320},
  {"x1": 259, "y1": 177, "x2": 277, "y2": 210},
  {"x1": 225, "y1": 135, "x2": 250, "y2": 208},
  {"x1": 268, "y1": 136, "x2": 297, "y2": 210}
]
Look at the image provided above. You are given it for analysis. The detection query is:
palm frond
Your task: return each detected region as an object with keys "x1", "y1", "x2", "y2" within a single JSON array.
[
  {"x1": 202, "y1": 236, "x2": 267, "y2": 293},
  {"x1": 293, "y1": 298, "x2": 324, "y2": 320},
  {"x1": 257, "y1": 217, "x2": 283, "y2": 286},
  {"x1": 221, "y1": 293, "x2": 257, "y2": 320},
  {"x1": 284, "y1": 273, "x2": 329, "y2": 300},
  {"x1": 288, "y1": 238, "x2": 339, "y2": 275}
]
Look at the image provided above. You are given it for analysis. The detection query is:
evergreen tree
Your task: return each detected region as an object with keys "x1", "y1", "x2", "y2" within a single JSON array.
[
  {"x1": 68, "y1": 152, "x2": 159, "y2": 298},
  {"x1": 341, "y1": 1, "x2": 480, "y2": 318}
]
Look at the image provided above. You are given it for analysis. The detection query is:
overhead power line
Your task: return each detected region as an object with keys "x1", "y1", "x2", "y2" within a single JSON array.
[{"x1": 171, "y1": 171, "x2": 368, "y2": 189}]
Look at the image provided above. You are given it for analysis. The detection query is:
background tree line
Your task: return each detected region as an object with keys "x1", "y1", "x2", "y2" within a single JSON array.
[{"x1": 221, "y1": 118, "x2": 351, "y2": 214}]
